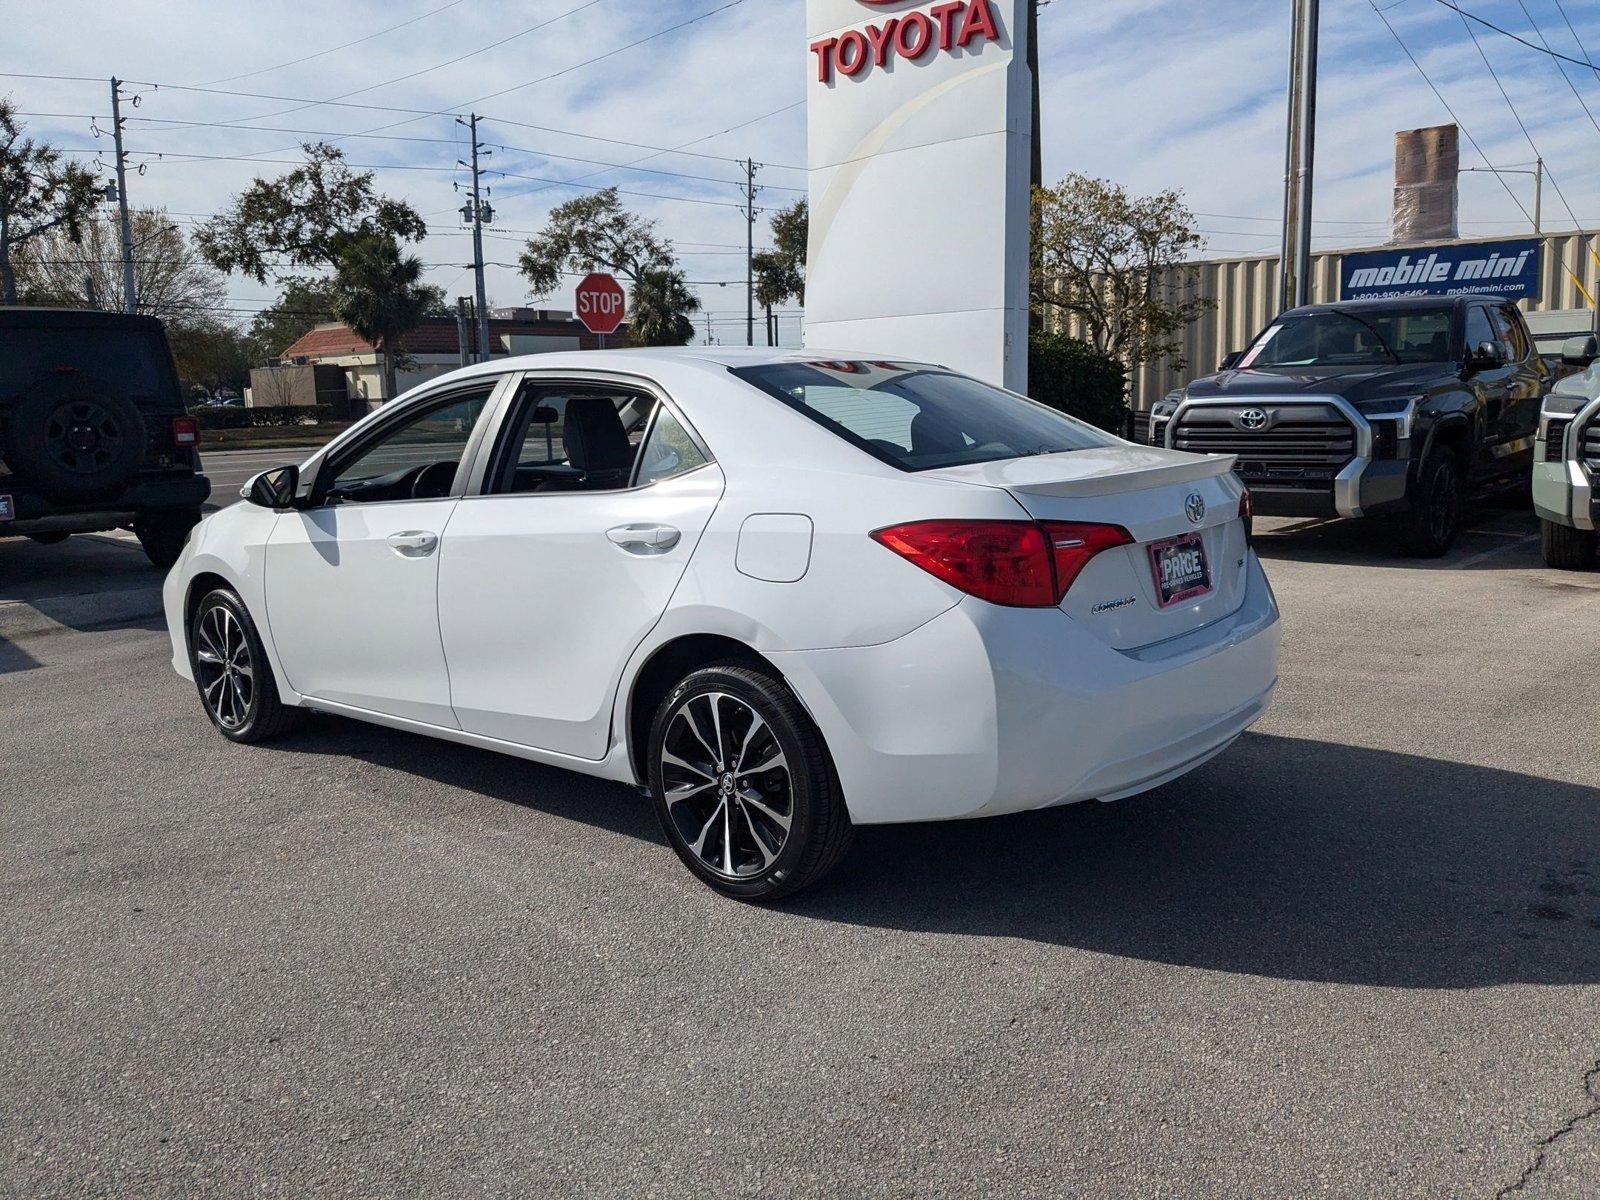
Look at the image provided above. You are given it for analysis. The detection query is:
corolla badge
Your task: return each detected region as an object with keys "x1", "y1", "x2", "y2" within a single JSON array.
[
  {"x1": 1185, "y1": 493, "x2": 1207, "y2": 525},
  {"x1": 1236, "y1": 407, "x2": 1270, "y2": 431}
]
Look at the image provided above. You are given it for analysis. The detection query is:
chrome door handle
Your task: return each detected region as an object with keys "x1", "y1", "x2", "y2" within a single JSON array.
[
  {"x1": 388, "y1": 531, "x2": 439, "y2": 557},
  {"x1": 606, "y1": 524, "x2": 681, "y2": 553}
]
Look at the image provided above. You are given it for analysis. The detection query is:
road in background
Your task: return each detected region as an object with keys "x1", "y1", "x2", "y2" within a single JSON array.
[{"x1": 3, "y1": 507, "x2": 1598, "y2": 1198}]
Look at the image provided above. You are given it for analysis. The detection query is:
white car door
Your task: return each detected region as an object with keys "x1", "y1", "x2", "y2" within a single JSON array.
[
  {"x1": 437, "y1": 379, "x2": 723, "y2": 759},
  {"x1": 264, "y1": 382, "x2": 502, "y2": 727}
]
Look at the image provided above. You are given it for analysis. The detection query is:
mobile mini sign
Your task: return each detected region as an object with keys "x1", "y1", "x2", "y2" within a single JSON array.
[{"x1": 1340, "y1": 238, "x2": 1543, "y2": 302}]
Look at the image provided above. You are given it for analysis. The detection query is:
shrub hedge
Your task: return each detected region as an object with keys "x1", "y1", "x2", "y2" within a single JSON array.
[
  {"x1": 189, "y1": 405, "x2": 335, "y2": 430},
  {"x1": 1027, "y1": 332, "x2": 1129, "y2": 435}
]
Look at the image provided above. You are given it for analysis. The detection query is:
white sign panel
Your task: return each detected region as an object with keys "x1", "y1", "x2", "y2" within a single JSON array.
[{"x1": 805, "y1": 0, "x2": 1032, "y2": 391}]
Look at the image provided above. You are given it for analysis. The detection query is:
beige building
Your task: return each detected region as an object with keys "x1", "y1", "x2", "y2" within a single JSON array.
[{"x1": 261, "y1": 310, "x2": 621, "y2": 411}]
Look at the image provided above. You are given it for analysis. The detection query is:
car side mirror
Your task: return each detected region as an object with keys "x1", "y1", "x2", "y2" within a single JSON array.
[
  {"x1": 1465, "y1": 340, "x2": 1505, "y2": 371},
  {"x1": 1561, "y1": 335, "x2": 1599, "y2": 368},
  {"x1": 242, "y1": 465, "x2": 299, "y2": 509},
  {"x1": 1220, "y1": 351, "x2": 1244, "y2": 372}
]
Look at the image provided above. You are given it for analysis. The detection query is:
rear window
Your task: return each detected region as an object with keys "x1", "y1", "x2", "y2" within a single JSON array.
[
  {"x1": 730, "y1": 361, "x2": 1115, "y2": 472},
  {"x1": 0, "y1": 327, "x2": 176, "y2": 403}
]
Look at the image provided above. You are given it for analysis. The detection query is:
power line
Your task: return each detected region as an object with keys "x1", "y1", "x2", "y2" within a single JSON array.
[
  {"x1": 1551, "y1": 0, "x2": 1600, "y2": 85},
  {"x1": 114, "y1": 115, "x2": 804, "y2": 191},
  {"x1": 1510, "y1": 0, "x2": 1600, "y2": 143},
  {"x1": 186, "y1": 0, "x2": 611, "y2": 138},
  {"x1": 1430, "y1": 0, "x2": 1600, "y2": 71},
  {"x1": 195, "y1": 0, "x2": 475, "y2": 87},
  {"x1": 1363, "y1": 0, "x2": 1542, "y2": 233},
  {"x1": 1450, "y1": 2, "x2": 1588, "y2": 234}
]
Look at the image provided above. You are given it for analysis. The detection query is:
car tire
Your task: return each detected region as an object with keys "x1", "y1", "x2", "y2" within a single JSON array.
[
  {"x1": 188, "y1": 588, "x2": 302, "y2": 744},
  {"x1": 1541, "y1": 518, "x2": 1598, "y2": 570},
  {"x1": 134, "y1": 508, "x2": 201, "y2": 569},
  {"x1": 1396, "y1": 448, "x2": 1464, "y2": 558},
  {"x1": 648, "y1": 663, "x2": 853, "y2": 902},
  {"x1": 2, "y1": 377, "x2": 147, "y2": 502}
]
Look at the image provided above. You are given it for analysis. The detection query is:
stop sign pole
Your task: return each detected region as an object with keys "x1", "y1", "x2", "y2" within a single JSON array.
[{"x1": 575, "y1": 272, "x2": 626, "y2": 349}]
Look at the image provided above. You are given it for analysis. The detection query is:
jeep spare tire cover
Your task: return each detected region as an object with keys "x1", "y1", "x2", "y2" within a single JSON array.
[{"x1": 3, "y1": 373, "x2": 147, "y2": 502}]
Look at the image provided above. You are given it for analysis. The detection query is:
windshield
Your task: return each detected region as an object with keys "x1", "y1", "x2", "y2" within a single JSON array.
[
  {"x1": 0, "y1": 327, "x2": 176, "y2": 403},
  {"x1": 730, "y1": 361, "x2": 1116, "y2": 472},
  {"x1": 1241, "y1": 307, "x2": 1456, "y2": 368}
]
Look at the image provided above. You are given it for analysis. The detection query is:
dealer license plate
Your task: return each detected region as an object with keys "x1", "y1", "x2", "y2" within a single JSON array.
[
  {"x1": 0, "y1": 494, "x2": 13, "y2": 523},
  {"x1": 1149, "y1": 532, "x2": 1212, "y2": 608}
]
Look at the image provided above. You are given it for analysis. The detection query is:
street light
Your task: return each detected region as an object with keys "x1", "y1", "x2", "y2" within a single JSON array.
[{"x1": 1461, "y1": 158, "x2": 1543, "y2": 235}]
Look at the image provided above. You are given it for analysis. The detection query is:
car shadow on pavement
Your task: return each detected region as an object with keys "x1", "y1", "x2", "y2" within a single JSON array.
[
  {"x1": 1253, "y1": 507, "x2": 1545, "y2": 572},
  {"x1": 789, "y1": 732, "x2": 1600, "y2": 989}
]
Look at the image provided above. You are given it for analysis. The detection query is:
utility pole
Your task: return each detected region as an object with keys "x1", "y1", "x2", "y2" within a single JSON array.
[
  {"x1": 455, "y1": 297, "x2": 471, "y2": 366},
  {"x1": 458, "y1": 114, "x2": 493, "y2": 363},
  {"x1": 742, "y1": 158, "x2": 761, "y2": 347},
  {"x1": 1279, "y1": 0, "x2": 1319, "y2": 313},
  {"x1": 109, "y1": 78, "x2": 136, "y2": 314}
]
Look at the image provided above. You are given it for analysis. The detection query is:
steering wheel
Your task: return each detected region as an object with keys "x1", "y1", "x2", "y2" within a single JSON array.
[{"x1": 411, "y1": 461, "x2": 458, "y2": 499}]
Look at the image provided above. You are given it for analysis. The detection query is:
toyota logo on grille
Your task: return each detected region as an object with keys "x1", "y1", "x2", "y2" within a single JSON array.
[
  {"x1": 1185, "y1": 493, "x2": 1207, "y2": 525},
  {"x1": 1236, "y1": 407, "x2": 1270, "y2": 431}
]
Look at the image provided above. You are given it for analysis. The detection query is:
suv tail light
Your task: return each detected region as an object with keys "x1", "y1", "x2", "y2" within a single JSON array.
[
  {"x1": 170, "y1": 416, "x2": 200, "y2": 448},
  {"x1": 870, "y1": 519, "x2": 1133, "y2": 608}
]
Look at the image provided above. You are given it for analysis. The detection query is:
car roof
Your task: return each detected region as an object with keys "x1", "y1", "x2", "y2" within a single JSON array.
[
  {"x1": 414, "y1": 346, "x2": 945, "y2": 389},
  {"x1": 0, "y1": 307, "x2": 169, "y2": 332},
  {"x1": 1287, "y1": 295, "x2": 1506, "y2": 316}
]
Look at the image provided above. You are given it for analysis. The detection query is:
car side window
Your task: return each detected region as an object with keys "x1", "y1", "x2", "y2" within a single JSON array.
[
  {"x1": 489, "y1": 383, "x2": 658, "y2": 495},
  {"x1": 1493, "y1": 305, "x2": 1529, "y2": 361},
  {"x1": 326, "y1": 386, "x2": 494, "y2": 505},
  {"x1": 1464, "y1": 307, "x2": 1497, "y2": 355},
  {"x1": 635, "y1": 405, "x2": 710, "y2": 487}
]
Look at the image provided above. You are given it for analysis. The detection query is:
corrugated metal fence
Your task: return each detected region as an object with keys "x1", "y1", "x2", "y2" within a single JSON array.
[{"x1": 1056, "y1": 230, "x2": 1600, "y2": 412}]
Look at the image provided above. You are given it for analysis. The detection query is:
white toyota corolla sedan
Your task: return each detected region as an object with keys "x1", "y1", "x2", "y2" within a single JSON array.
[{"x1": 164, "y1": 349, "x2": 1281, "y2": 899}]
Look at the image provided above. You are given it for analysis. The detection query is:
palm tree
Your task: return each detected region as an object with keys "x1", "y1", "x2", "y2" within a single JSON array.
[
  {"x1": 332, "y1": 233, "x2": 434, "y2": 401},
  {"x1": 629, "y1": 267, "x2": 701, "y2": 347}
]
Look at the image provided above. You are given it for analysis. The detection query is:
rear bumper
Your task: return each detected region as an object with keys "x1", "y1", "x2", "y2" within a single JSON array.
[
  {"x1": 773, "y1": 555, "x2": 1282, "y2": 825},
  {"x1": 0, "y1": 474, "x2": 212, "y2": 535}
]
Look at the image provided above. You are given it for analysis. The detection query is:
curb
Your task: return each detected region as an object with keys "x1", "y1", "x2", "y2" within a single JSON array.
[{"x1": 0, "y1": 586, "x2": 165, "y2": 642}]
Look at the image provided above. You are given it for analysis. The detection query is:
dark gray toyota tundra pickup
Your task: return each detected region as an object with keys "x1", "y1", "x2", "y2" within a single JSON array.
[{"x1": 1149, "y1": 294, "x2": 1549, "y2": 556}]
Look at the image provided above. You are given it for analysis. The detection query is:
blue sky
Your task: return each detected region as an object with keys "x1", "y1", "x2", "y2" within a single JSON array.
[{"x1": 5, "y1": 0, "x2": 1600, "y2": 333}]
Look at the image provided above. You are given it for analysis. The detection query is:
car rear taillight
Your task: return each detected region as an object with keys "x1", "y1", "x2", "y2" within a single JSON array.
[
  {"x1": 870, "y1": 519, "x2": 1133, "y2": 608},
  {"x1": 1041, "y1": 521, "x2": 1136, "y2": 596},
  {"x1": 170, "y1": 416, "x2": 199, "y2": 448},
  {"x1": 1238, "y1": 489, "x2": 1253, "y2": 546}
]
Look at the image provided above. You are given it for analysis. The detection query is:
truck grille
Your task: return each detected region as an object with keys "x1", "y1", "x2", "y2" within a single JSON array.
[
  {"x1": 1173, "y1": 403, "x2": 1357, "y2": 489},
  {"x1": 1582, "y1": 419, "x2": 1600, "y2": 475}
]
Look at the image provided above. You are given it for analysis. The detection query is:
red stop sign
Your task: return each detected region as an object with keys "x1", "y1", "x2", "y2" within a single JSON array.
[{"x1": 575, "y1": 272, "x2": 626, "y2": 336}]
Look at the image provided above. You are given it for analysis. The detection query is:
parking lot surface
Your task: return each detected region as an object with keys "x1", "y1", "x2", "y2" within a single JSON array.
[{"x1": 3, "y1": 469, "x2": 1598, "y2": 1198}]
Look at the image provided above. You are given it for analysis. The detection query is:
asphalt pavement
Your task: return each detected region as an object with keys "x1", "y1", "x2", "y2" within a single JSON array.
[{"x1": 2, "y1": 469, "x2": 1598, "y2": 1198}]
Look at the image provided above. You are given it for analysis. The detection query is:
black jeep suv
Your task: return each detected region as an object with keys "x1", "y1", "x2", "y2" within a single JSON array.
[
  {"x1": 1150, "y1": 295, "x2": 1549, "y2": 556},
  {"x1": 0, "y1": 309, "x2": 211, "y2": 568}
]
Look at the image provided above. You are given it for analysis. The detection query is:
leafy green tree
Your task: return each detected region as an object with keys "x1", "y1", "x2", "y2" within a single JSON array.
[
  {"x1": 245, "y1": 276, "x2": 341, "y2": 363},
  {"x1": 752, "y1": 199, "x2": 807, "y2": 343},
  {"x1": 1031, "y1": 173, "x2": 1213, "y2": 373},
  {"x1": 629, "y1": 266, "x2": 700, "y2": 347},
  {"x1": 0, "y1": 99, "x2": 103, "y2": 305},
  {"x1": 169, "y1": 318, "x2": 252, "y2": 395},
  {"x1": 331, "y1": 233, "x2": 435, "y2": 399},
  {"x1": 195, "y1": 143, "x2": 426, "y2": 284},
  {"x1": 516, "y1": 187, "x2": 673, "y2": 294}
]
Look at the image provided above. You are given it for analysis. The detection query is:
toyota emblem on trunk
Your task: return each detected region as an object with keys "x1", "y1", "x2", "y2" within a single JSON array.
[
  {"x1": 1237, "y1": 407, "x2": 1270, "y2": 431},
  {"x1": 1185, "y1": 493, "x2": 1207, "y2": 525}
]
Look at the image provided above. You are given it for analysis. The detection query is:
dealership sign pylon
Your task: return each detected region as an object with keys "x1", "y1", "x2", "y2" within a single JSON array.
[{"x1": 805, "y1": 0, "x2": 1032, "y2": 391}]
